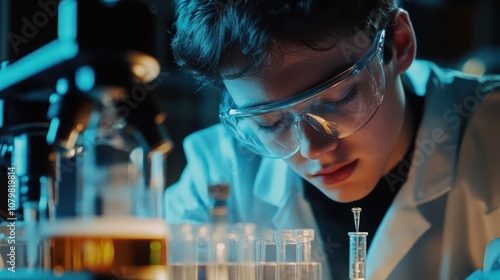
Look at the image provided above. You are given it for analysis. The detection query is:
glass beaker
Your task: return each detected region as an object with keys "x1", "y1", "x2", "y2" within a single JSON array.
[{"x1": 41, "y1": 91, "x2": 170, "y2": 280}]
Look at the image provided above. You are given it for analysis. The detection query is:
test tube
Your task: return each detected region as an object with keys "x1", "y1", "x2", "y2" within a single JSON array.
[
  {"x1": 235, "y1": 223, "x2": 256, "y2": 263},
  {"x1": 257, "y1": 229, "x2": 274, "y2": 263},
  {"x1": 294, "y1": 229, "x2": 315, "y2": 280},
  {"x1": 212, "y1": 224, "x2": 228, "y2": 263},
  {"x1": 236, "y1": 223, "x2": 257, "y2": 280},
  {"x1": 168, "y1": 223, "x2": 197, "y2": 280},
  {"x1": 256, "y1": 229, "x2": 274, "y2": 280},
  {"x1": 348, "y1": 232, "x2": 368, "y2": 280},
  {"x1": 274, "y1": 229, "x2": 294, "y2": 263},
  {"x1": 210, "y1": 224, "x2": 230, "y2": 280},
  {"x1": 196, "y1": 224, "x2": 212, "y2": 279},
  {"x1": 221, "y1": 224, "x2": 243, "y2": 280},
  {"x1": 293, "y1": 229, "x2": 315, "y2": 262},
  {"x1": 274, "y1": 229, "x2": 294, "y2": 280}
]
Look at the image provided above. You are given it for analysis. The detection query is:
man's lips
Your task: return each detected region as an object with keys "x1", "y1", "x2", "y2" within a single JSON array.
[{"x1": 312, "y1": 159, "x2": 358, "y2": 185}]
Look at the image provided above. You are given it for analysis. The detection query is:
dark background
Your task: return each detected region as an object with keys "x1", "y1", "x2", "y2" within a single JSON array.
[{"x1": 0, "y1": 0, "x2": 499, "y2": 216}]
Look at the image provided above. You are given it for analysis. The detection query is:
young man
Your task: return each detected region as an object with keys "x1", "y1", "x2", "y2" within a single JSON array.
[{"x1": 165, "y1": 0, "x2": 500, "y2": 279}]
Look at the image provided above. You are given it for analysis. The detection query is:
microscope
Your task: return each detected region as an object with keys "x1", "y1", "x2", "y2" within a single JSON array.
[{"x1": 0, "y1": 0, "x2": 173, "y2": 279}]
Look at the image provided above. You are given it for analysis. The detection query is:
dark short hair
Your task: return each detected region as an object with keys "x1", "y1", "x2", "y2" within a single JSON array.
[{"x1": 172, "y1": 0, "x2": 398, "y2": 86}]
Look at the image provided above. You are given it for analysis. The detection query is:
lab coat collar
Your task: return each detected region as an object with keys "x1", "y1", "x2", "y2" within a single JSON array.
[{"x1": 405, "y1": 62, "x2": 464, "y2": 205}]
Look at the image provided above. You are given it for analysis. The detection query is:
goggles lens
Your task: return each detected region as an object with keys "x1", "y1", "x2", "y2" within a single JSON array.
[{"x1": 220, "y1": 30, "x2": 386, "y2": 159}]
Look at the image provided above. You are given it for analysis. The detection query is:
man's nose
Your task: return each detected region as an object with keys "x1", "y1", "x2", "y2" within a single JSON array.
[{"x1": 298, "y1": 120, "x2": 339, "y2": 159}]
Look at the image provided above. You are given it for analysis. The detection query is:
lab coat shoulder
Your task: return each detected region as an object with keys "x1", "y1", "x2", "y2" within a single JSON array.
[
  {"x1": 453, "y1": 73, "x2": 500, "y2": 213},
  {"x1": 439, "y1": 74, "x2": 500, "y2": 277},
  {"x1": 164, "y1": 124, "x2": 279, "y2": 224},
  {"x1": 164, "y1": 124, "x2": 240, "y2": 224},
  {"x1": 369, "y1": 61, "x2": 500, "y2": 279}
]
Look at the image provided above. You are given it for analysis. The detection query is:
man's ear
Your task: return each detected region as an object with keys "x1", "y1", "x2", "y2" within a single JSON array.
[{"x1": 391, "y1": 9, "x2": 417, "y2": 74}]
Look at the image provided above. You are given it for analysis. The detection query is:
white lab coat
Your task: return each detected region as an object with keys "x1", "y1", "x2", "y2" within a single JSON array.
[{"x1": 165, "y1": 61, "x2": 500, "y2": 280}]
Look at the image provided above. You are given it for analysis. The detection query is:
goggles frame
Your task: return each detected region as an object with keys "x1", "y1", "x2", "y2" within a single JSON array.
[{"x1": 220, "y1": 30, "x2": 386, "y2": 118}]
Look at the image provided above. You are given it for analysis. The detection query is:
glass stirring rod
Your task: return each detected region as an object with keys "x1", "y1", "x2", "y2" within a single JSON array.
[{"x1": 352, "y1": 207, "x2": 362, "y2": 232}]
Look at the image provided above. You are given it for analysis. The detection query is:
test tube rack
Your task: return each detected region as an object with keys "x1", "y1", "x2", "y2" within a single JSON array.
[{"x1": 167, "y1": 223, "x2": 322, "y2": 280}]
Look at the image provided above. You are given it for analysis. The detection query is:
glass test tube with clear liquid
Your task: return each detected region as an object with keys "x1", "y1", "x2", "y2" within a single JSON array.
[
  {"x1": 256, "y1": 229, "x2": 274, "y2": 280},
  {"x1": 294, "y1": 229, "x2": 315, "y2": 280},
  {"x1": 236, "y1": 223, "x2": 256, "y2": 280},
  {"x1": 294, "y1": 229, "x2": 314, "y2": 263},
  {"x1": 348, "y1": 232, "x2": 368, "y2": 280},
  {"x1": 274, "y1": 229, "x2": 295, "y2": 280},
  {"x1": 168, "y1": 223, "x2": 197, "y2": 280}
]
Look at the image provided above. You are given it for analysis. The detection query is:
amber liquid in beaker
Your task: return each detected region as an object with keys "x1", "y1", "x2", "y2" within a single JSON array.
[{"x1": 42, "y1": 218, "x2": 168, "y2": 279}]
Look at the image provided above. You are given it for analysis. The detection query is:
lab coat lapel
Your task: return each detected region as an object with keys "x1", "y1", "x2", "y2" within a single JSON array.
[
  {"x1": 438, "y1": 91, "x2": 500, "y2": 278},
  {"x1": 452, "y1": 90, "x2": 500, "y2": 214},
  {"x1": 368, "y1": 67, "x2": 464, "y2": 279},
  {"x1": 271, "y1": 184, "x2": 316, "y2": 230},
  {"x1": 367, "y1": 180, "x2": 431, "y2": 280}
]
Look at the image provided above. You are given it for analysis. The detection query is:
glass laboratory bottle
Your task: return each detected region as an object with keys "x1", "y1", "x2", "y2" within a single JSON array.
[{"x1": 41, "y1": 93, "x2": 168, "y2": 280}]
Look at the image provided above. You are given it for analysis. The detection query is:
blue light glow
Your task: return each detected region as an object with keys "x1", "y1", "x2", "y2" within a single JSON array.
[
  {"x1": 46, "y1": 117, "x2": 61, "y2": 145},
  {"x1": 56, "y1": 78, "x2": 69, "y2": 94},
  {"x1": 58, "y1": 0, "x2": 77, "y2": 41},
  {"x1": 0, "y1": 40, "x2": 78, "y2": 90},
  {"x1": 75, "y1": 66, "x2": 95, "y2": 92}
]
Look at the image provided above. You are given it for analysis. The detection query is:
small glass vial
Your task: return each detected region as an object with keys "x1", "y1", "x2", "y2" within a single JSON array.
[
  {"x1": 168, "y1": 223, "x2": 197, "y2": 280},
  {"x1": 274, "y1": 229, "x2": 294, "y2": 263},
  {"x1": 274, "y1": 229, "x2": 295, "y2": 280},
  {"x1": 195, "y1": 224, "x2": 212, "y2": 280},
  {"x1": 256, "y1": 229, "x2": 275, "y2": 280},
  {"x1": 294, "y1": 229, "x2": 315, "y2": 263},
  {"x1": 236, "y1": 223, "x2": 256, "y2": 280}
]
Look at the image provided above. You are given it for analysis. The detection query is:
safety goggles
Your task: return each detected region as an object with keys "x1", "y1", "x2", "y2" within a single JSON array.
[{"x1": 219, "y1": 30, "x2": 386, "y2": 159}]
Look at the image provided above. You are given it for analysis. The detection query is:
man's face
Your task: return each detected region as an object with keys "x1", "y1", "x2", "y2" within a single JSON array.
[{"x1": 223, "y1": 33, "x2": 408, "y2": 202}]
